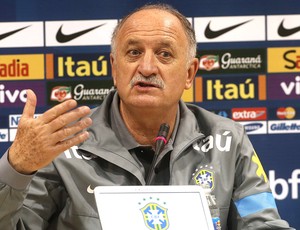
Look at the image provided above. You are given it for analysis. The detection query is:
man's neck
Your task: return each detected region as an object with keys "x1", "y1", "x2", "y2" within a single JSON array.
[{"x1": 119, "y1": 103, "x2": 177, "y2": 147}]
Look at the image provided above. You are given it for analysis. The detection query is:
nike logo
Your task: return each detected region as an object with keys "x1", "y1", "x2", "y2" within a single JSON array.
[
  {"x1": 0, "y1": 25, "x2": 31, "y2": 41},
  {"x1": 204, "y1": 19, "x2": 252, "y2": 39},
  {"x1": 87, "y1": 185, "x2": 95, "y2": 194},
  {"x1": 278, "y1": 20, "x2": 300, "y2": 37},
  {"x1": 56, "y1": 23, "x2": 106, "y2": 43}
]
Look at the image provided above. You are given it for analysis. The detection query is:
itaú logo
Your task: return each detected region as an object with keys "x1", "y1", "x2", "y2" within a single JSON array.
[
  {"x1": 269, "y1": 169, "x2": 300, "y2": 200},
  {"x1": 194, "y1": 75, "x2": 266, "y2": 102}
]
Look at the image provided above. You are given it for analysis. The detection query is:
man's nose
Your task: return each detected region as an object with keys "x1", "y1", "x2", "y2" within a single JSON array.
[{"x1": 137, "y1": 52, "x2": 158, "y2": 77}]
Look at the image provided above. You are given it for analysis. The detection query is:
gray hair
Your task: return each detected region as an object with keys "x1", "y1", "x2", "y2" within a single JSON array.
[{"x1": 111, "y1": 3, "x2": 197, "y2": 61}]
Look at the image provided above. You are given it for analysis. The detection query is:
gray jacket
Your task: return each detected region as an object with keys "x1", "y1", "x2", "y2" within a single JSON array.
[{"x1": 0, "y1": 91, "x2": 293, "y2": 229}]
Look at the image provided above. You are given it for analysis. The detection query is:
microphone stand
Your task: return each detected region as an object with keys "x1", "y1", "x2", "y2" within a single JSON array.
[{"x1": 146, "y1": 123, "x2": 170, "y2": 185}]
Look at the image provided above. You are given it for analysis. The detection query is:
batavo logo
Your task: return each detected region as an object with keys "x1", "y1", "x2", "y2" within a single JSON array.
[
  {"x1": 194, "y1": 75, "x2": 266, "y2": 102},
  {"x1": 0, "y1": 82, "x2": 45, "y2": 107},
  {"x1": 197, "y1": 48, "x2": 265, "y2": 74},
  {"x1": 0, "y1": 54, "x2": 44, "y2": 80},
  {"x1": 46, "y1": 53, "x2": 111, "y2": 79},
  {"x1": 277, "y1": 107, "x2": 296, "y2": 119},
  {"x1": 47, "y1": 80, "x2": 114, "y2": 105},
  {"x1": 232, "y1": 107, "x2": 267, "y2": 121},
  {"x1": 268, "y1": 47, "x2": 300, "y2": 73},
  {"x1": 267, "y1": 74, "x2": 300, "y2": 100}
]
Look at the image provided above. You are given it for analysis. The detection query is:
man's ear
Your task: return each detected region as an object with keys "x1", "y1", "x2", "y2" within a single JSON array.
[
  {"x1": 185, "y1": 57, "x2": 199, "y2": 89},
  {"x1": 110, "y1": 53, "x2": 117, "y2": 86}
]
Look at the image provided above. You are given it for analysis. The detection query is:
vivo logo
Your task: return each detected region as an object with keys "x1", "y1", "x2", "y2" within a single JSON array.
[{"x1": 0, "y1": 84, "x2": 27, "y2": 104}]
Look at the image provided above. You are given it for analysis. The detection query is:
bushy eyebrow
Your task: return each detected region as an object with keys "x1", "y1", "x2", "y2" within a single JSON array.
[
  {"x1": 125, "y1": 39, "x2": 140, "y2": 47},
  {"x1": 124, "y1": 38, "x2": 176, "y2": 51}
]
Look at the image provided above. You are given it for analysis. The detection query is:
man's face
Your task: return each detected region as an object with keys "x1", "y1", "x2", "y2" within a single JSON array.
[{"x1": 110, "y1": 9, "x2": 198, "y2": 111}]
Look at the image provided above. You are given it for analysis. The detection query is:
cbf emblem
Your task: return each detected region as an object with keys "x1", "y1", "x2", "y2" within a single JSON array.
[
  {"x1": 192, "y1": 165, "x2": 215, "y2": 190},
  {"x1": 140, "y1": 202, "x2": 169, "y2": 230}
]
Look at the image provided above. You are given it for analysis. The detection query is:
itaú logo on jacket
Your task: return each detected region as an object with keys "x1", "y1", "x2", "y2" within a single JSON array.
[{"x1": 193, "y1": 131, "x2": 232, "y2": 153}]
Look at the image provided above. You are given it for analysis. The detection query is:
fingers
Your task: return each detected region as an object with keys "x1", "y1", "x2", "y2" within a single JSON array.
[
  {"x1": 40, "y1": 99, "x2": 78, "y2": 124},
  {"x1": 51, "y1": 116, "x2": 92, "y2": 144},
  {"x1": 47, "y1": 105, "x2": 92, "y2": 133},
  {"x1": 51, "y1": 119, "x2": 92, "y2": 153},
  {"x1": 22, "y1": 89, "x2": 37, "y2": 118},
  {"x1": 53, "y1": 131, "x2": 90, "y2": 154}
]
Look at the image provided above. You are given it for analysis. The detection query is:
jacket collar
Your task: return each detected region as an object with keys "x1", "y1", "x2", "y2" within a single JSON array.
[{"x1": 78, "y1": 90, "x2": 205, "y2": 181}]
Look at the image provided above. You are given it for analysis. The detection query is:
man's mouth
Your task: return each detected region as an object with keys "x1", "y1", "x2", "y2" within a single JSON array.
[{"x1": 135, "y1": 81, "x2": 158, "y2": 88}]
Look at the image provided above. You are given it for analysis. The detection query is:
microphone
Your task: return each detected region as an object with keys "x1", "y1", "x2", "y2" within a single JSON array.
[
  {"x1": 146, "y1": 123, "x2": 170, "y2": 185},
  {"x1": 154, "y1": 123, "x2": 170, "y2": 156}
]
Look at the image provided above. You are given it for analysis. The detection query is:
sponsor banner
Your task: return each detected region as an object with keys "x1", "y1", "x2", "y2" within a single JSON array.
[
  {"x1": 45, "y1": 53, "x2": 111, "y2": 79},
  {"x1": 239, "y1": 121, "x2": 267, "y2": 135},
  {"x1": 268, "y1": 120, "x2": 300, "y2": 134},
  {"x1": 46, "y1": 80, "x2": 114, "y2": 105},
  {"x1": 9, "y1": 114, "x2": 23, "y2": 142},
  {"x1": 8, "y1": 114, "x2": 42, "y2": 128},
  {"x1": 0, "y1": 54, "x2": 44, "y2": 80},
  {"x1": 0, "y1": 129, "x2": 9, "y2": 142},
  {"x1": 0, "y1": 82, "x2": 45, "y2": 107},
  {"x1": 0, "y1": 22, "x2": 43, "y2": 48},
  {"x1": 267, "y1": 73, "x2": 300, "y2": 100},
  {"x1": 232, "y1": 107, "x2": 267, "y2": 121},
  {"x1": 267, "y1": 15, "x2": 300, "y2": 41},
  {"x1": 269, "y1": 169, "x2": 300, "y2": 200},
  {"x1": 9, "y1": 129, "x2": 17, "y2": 142},
  {"x1": 8, "y1": 114, "x2": 41, "y2": 142},
  {"x1": 45, "y1": 20, "x2": 118, "y2": 46},
  {"x1": 194, "y1": 16, "x2": 265, "y2": 43},
  {"x1": 181, "y1": 86, "x2": 193, "y2": 103},
  {"x1": 268, "y1": 47, "x2": 300, "y2": 73},
  {"x1": 9, "y1": 114, "x2": 22, "y2": 128},
  {"x1": 194, "y1": 75, "x2": 266, "y2": 102},
  {"x1": 268, "y1": 107, "x2": 298, "y2": 120},
  {"x1": 209, "y1": 109, "x2": 231, "y2": 118},
  {"x1": 197, "y1": 48, "x2": 266, "y2": 74}
]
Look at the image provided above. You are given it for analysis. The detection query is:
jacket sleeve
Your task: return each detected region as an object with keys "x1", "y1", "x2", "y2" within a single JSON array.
[
  {"x1": 229, "y1": 129, "x2": 294, "y2": 230},
  {"x1": 0, "y1": 151, "x2": 65, "y2": 229}
]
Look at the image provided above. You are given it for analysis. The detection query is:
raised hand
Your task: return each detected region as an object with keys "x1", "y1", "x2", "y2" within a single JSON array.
[{"x1": 8, "y1": 90, "x2": 92, "y2": 174}]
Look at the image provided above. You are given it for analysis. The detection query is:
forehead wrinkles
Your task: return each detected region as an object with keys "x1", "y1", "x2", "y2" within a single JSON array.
[
  {"x1": 116, "y1": 10, "x2": 186, "y2": 46},
  {"x1": 120, "y1": 26, "x2": 181, "y2": 44}
]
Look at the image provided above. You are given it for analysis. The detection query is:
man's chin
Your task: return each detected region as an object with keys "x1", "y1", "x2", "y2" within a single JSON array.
[{"x1": 129, "y1": 98, "x2": 162, "y2": 109}]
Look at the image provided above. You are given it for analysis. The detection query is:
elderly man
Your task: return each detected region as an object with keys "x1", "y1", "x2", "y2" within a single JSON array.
[{"x1": 0, "y1": 3, "x2": 294, "y2": 230}]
